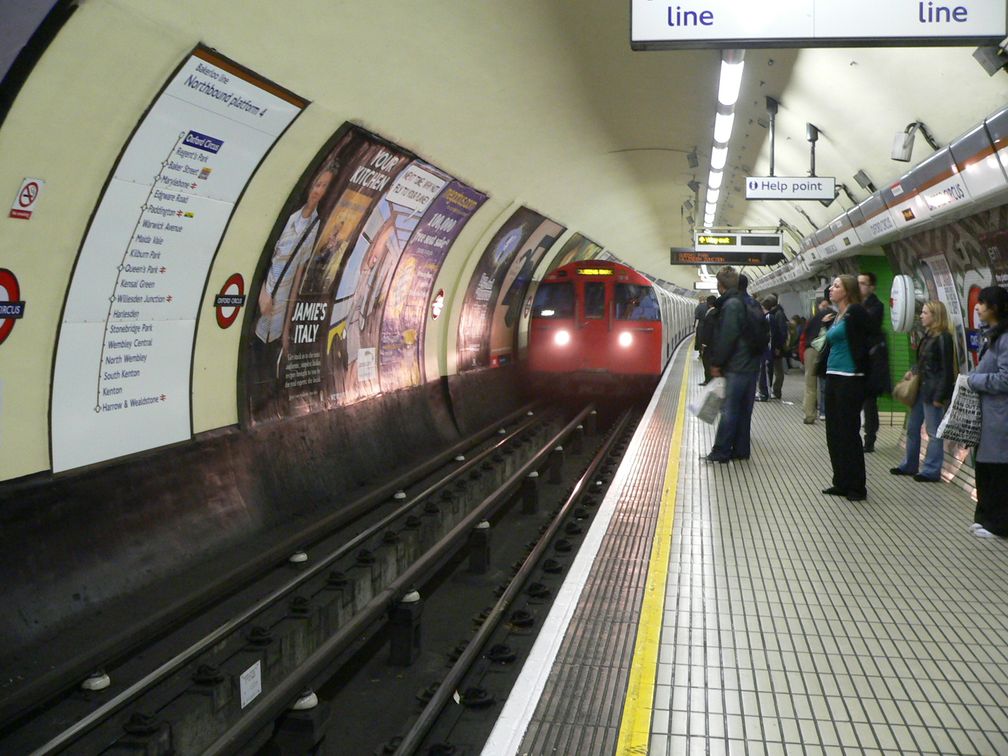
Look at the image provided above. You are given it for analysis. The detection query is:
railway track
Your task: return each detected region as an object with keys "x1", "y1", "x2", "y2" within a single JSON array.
[{"x1": 1, "y1": 399, "x2": 645, "y2": 755}]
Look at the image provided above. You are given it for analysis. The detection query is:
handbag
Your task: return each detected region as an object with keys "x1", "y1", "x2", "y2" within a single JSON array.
[
  {"x1": 891, "y1": 373, "x2": 920, "y2": 407},
  {"x1": 936, "y1": 374, "x2": 981, "y2": 447},
  {"x1": 810, "y1": 330, "x2": 828, "y2": 352}
]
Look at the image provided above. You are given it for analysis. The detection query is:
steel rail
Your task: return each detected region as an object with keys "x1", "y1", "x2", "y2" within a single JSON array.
[
  {"x1": 200, "y1": 404, "x2": 596, "y2": 756},
  {"x1": 394, "y1": 407, "x2": 634, "y2": 754},
  {"x1": 26, "y1": 403, "x2": 542, "y2": 755}
]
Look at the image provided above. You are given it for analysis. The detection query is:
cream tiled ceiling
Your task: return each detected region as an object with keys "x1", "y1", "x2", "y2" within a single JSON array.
[{"x1": 8, "y1": 1, "x2": 1007, "y2": 288}]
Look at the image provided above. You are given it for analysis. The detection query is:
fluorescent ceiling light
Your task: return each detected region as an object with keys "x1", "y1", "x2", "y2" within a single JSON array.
[
  {"x1": 706, "y1": 188, "x2": 720, "y2": 204},
  {"x1": 708, "y1": 170, "x2": 723, "y2": 190},
  {"x1": 717, "y1": 59, "x2": 745, "y2": 107},
  {"x1": 713, "y1": 112, "x2": 735, "y2": 143},
  {"x1": 705, "y1": 202, "x2": 717, "y2": 215},
  {"x1": 711, "y1": 145, "x2": 728, "y2": 171}
]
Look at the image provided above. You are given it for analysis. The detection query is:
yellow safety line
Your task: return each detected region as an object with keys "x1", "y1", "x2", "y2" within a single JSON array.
[{"x1": 615, "y1": 355, "x2": 691, "y2": 755}]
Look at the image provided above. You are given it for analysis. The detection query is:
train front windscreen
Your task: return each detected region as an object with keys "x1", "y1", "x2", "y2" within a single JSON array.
[{"x1": 532, "y1": 282, "x2": 575, "y2": 319}]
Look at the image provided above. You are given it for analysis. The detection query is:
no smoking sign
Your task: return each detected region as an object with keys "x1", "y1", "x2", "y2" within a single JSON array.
[{"x1": 10, "y1": 177, "x2": 45, "y2": 220}]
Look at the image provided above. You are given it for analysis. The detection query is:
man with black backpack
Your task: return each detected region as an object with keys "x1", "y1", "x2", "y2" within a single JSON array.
[{"x1": 704, "y1": 267, "x2": 763, "y2": 463}]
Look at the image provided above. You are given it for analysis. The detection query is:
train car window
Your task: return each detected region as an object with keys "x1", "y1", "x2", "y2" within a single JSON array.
[
  {"x1": 616, "y1": 284, "x2": 660, "y2": 321},
  {"x1": 531, "y1": 282, "x2": 574, "y2": 318},
  {"x1": 583, "y1": 282, "x2": 606, "y2": 319}
]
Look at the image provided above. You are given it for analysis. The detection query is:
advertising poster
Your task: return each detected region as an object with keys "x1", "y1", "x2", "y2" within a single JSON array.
[
  {"x1": 547, "y1": 232, "x2": 603, "y2": 271},
  {"x1": 379, "y1": 181, "x2": 487, "y2": 392},
  {"x1": 456, "y1": 208, "x2": 564, "y2": 372},
  {"x1": 246, "y1": 127, "x2": 410, "y2": 421},
  {"x1": 332, "y1": 161, "x2": 451, "y2": 403},
  {"x1": 51, "y1": 48, "x2": 306, "y2": 472},
  {"x1": 488, "y1": 219, "x2": 564, "y2": 365},
  {"x1": 921, "y1": 254, "x2": 969, "y2": 373},
  {"x1": 979, "y1": 228, "x2": 1008, "y2": 287}
]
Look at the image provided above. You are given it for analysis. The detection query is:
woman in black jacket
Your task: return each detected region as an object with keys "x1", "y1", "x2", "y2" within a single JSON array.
[
  {"x1": 819, "y1": 274, "x2": 877, "y2": 501},
  {"x1": 891, "y1": 300, "x2": 957, "y2": 482}
]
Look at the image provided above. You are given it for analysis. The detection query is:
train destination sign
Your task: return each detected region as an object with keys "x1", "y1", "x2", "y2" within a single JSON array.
[
  {"x1": 746, "y1": 176, "x2": 836, "y2": 201},
  {"x1": 631, "y1": 0, "x2": 1007, "y2": 49},
  {"x1": 671, "y1": 248, "x2": 786, "y2": 266}
]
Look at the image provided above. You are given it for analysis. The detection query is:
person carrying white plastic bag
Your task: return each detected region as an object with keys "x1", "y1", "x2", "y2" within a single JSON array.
[
  {"x1": 702, "y1": 267, "x2": 764, "y2": 463},
  {"x1": 689, "y1": 376, "x2": 726, "y2": 424}
]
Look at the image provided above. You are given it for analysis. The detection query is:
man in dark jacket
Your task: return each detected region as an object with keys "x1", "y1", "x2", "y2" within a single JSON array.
[
  {"x1": 693, "y1": 296, "x2": 708, "y2": 353},
  {"x1": 705, "y1": 266, "x2": 761, "y2": 463},
  {"x1": 756, "y1": 294, "x2": 787, "y2": 400},
  {"x1": 859, "y1": 272, "x2": 885, "y2": 452},
  {"x1": 766, "y1": 295, "x2": 789, "y2": 398},
  {"x1": 699, "y1": 294, "x2": 718, "y2": 384}
]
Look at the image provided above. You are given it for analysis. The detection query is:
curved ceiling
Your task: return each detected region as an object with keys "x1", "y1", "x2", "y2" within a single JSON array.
[{"x1": 4, "y1": 2, "x2": 1007, "y2": 287}]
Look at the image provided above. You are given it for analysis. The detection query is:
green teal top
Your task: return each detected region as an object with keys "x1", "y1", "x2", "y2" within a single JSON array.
[{"x1": 826, "y1": 319, "x2": 861, "y2": 376}]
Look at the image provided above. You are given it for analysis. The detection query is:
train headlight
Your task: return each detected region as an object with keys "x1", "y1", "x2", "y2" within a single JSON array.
[
  {"x1": 554, "y1": 329, "x2": 571, "y2": 346},
  {"x1": 618, "y1": 331, "x2": 633, "y2": 348}
]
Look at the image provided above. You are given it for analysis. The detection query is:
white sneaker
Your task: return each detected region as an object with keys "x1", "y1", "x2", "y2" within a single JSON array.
[
  {"x1": 973, "y1": 526, "x2": 996, "y2": 538},
  {"x1": 818, "y1": 414, "x2": 826, "y2": 420},
  {"x1": 970, "y1": 522, "x2": 983, "y2": 531}
]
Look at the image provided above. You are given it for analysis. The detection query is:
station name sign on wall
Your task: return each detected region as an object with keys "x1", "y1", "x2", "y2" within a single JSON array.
[
  {"x1": 51, "y1": 47, "x2": 306, "y2": 472},
  {"x1": 631, "y1": 0, "x2": 1007, "y2": 49}
]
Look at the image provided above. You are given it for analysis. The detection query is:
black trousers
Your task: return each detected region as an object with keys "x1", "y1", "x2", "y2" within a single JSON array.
[
  {"x1": 862, "y1": 394, "x2": 879, "y2": 444},
  {"x1": 825, "y1": 374, "x2": 867, "y2": 496},
  {"x1": 975, "y1": 462, "x2": 1008, "y2": 536}
]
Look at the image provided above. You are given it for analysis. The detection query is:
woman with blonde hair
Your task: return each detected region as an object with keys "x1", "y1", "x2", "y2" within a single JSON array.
[
  {"x1": 817, "y1": 274, "x2": 879, "y2": 501},
  {"x1": 890, "y1": 300, "x2": 957, "y2": 482}
]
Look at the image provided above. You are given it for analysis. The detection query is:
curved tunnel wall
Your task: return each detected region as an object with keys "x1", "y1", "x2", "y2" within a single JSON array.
[
  {"x1": 0, "y1": 5, "x2": 694, "y2": 660},
  {"x1": 0, "y1": 10, "x2": 556, "y2": 655}
]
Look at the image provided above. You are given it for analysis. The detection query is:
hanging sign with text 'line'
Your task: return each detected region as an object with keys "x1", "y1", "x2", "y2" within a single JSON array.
[{"x1": 631, "y1": 0, "x2": 1007, "y2": 50}]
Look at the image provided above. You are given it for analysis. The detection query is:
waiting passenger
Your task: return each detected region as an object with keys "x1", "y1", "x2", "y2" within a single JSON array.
[
  {"x1": 800, "y1": 298, "x2": 834, "y2": 424},
  {"x1": 967, "y1": 286, "x2": 1008, "y2": 538},
  {"x1": 818, "y1": 274, "x2": 878, "y2": 501},
  {"x1": 693, "y1": 295, "x2": 708, "y2": 354},
  {"x1": 890, "y1": 300, "x2": 957, "y2": 482},
  {"x1": 704, "y1": 266, "x2": 761, "y2": 463},
  {"x1": 698, "y1": 294, "x2": 718, "y2": 385},
  {"x1": 858, "y1": 271, "x2": 886, "y2": 453}
]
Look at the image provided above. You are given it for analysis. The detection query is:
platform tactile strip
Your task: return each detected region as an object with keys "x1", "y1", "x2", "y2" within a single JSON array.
[{"x1": 518, "y1": 347, "x2": 690, "y2": 755}]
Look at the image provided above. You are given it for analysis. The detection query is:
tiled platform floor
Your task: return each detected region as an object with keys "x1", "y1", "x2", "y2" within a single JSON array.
[{"x1": 650, "y1": 359, "x2": 1008, "y2": 756}]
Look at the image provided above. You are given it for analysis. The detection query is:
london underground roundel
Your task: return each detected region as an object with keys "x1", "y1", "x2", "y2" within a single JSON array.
[
  {"x1": 214, "y1": 273, "x2": 246, "y2": 329},
  {"x1": 0, "y1": 268, "x2": 26, "y2": 345}
]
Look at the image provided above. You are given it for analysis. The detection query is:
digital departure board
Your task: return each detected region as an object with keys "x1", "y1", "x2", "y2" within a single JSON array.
[
  {"x1": 671, "y1": 248, "x2": 785, "y2": 266},
  {"x1": 694, "y1": 232, "x2": 783, "y2": 253}
]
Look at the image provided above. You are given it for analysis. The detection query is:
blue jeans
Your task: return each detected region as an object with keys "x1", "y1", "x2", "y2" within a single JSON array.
[
  {"x1": 710, "y1": 371, "x2": 759, "y2": 460},
  {"x1": 898, "y1": 397, "x2": 946, "y2": 478}
]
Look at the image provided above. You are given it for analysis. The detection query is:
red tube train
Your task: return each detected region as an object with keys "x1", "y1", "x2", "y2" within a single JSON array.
[{"x1": 526, "y1": 260, "x2": 694, "y2": 393}]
